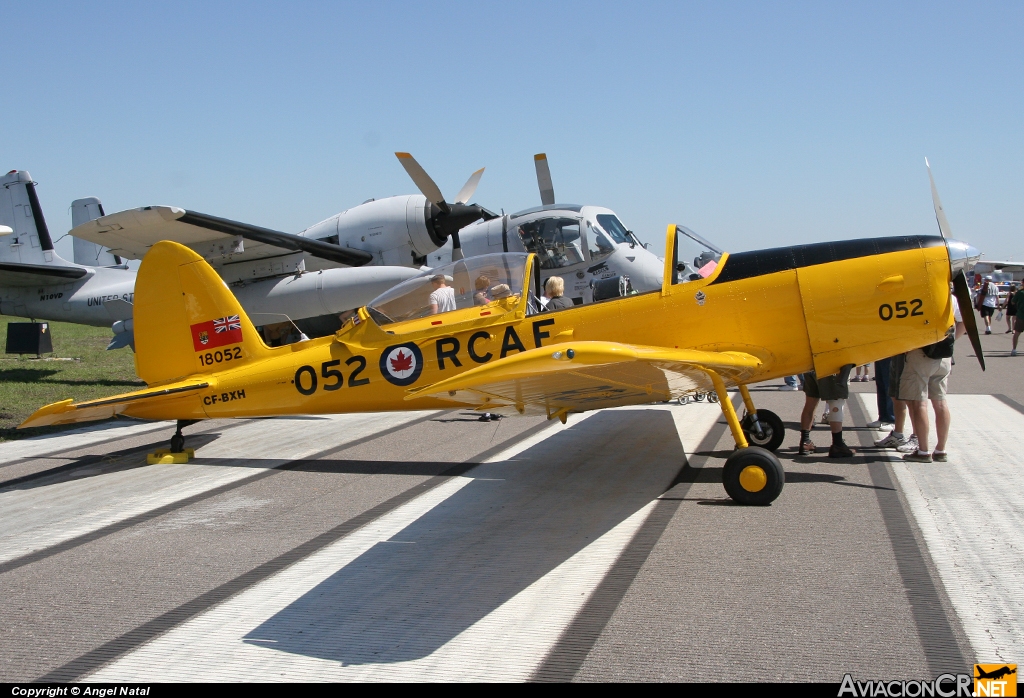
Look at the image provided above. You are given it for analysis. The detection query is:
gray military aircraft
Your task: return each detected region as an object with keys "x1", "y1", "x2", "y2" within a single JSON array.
[{"x1": 414, "y1": 153, "x2": 666, "y2": 304}]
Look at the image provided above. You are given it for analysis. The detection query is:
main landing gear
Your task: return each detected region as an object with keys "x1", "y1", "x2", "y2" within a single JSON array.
[
  {"x1": 147, "y1": 419, "x2": 199, "y2": 465},
  {"x1": 708, "y1": 375, "x2": 785, "y2": 506}
]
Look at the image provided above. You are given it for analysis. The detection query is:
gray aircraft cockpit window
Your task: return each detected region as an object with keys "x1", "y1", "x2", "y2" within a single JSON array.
[
  {"x1": 670, "y1": 225, "x2": 723, "y2": 286},
  {"x1": 587, "y1": 222, "x2": 616, "y2": 260},
  {"x1": 515, "y1": 217, "x2": 585, "y2": 270},
  {"x1": 366, "y1": 253, "x2": 529, "y2": 327}
]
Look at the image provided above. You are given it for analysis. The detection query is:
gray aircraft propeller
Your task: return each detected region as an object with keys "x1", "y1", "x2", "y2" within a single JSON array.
[
  {"x1": 394, "y1": 153, "x2": 496, "y2": 261},
  {"x1": 926, "y1": 157, "x2": 985, "y2": 370},
  {"x1": 534, "y1": 153, "x2": 555, "y2": 206}
]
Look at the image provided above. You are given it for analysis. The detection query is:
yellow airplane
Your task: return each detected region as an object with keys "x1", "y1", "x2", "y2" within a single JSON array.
[{"x1": 20, "y1": 224, "x2": 984, "y2": 506}]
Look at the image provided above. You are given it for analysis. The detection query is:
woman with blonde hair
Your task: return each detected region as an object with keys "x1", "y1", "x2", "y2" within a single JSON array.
[{"x1": 543, "y1": 276, "x2": 574, "y2": 311}]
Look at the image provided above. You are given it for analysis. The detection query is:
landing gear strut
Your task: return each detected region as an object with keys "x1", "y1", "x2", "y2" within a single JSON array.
[
  {"x1": 170, "y1": 419, "x2": 198, "y2": 453},
  {"x1": 148, "y1": 419, "x2": 199, "y2": 465},
  {"x1": 708, "y1": 374, "x2": 785, "y2": 505},
  {"x1": 737, "y1": 385, "x2": 785, "y2": 452}
]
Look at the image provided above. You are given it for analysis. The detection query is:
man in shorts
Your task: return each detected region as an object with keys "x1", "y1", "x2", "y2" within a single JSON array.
[
  {"x1": 976, "y1": 275, "x2": 998, "y2": 334},
  {"x1": 799, "y1": 364, "x2": 856, "y2": 458},
  {"x1": 902, "y1": 295, "x2": 966, "y2": 463},
  {"x1": 875, "y1": 353, "x2": 917, "y2": 453}
]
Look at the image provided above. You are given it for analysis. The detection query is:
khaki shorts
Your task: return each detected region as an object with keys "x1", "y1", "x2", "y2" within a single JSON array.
[{"x1": 899, "y1": 349, "x2": 950, "y2": 401}]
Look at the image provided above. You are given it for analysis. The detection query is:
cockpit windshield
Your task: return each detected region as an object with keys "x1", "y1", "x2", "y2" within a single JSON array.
[
  {"x1": 671, "y1": 226, "x2": 724, "y2": 285},
  {"x1": 595, "y1": 214, "x2": 630, "y2": 244},
  {"x1": 513, "y1": 217, "x2": 585, "y2": 270},
  {"x1": 366, "y1": 253, "x2": 529, "y2": 327}
]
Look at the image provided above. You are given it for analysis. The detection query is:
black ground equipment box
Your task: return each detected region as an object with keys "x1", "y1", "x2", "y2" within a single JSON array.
[{"x1": 6, "y1": 322, "x2": 53, "y2": 356}]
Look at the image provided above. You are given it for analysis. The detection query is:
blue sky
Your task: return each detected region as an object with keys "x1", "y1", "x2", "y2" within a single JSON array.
[{"x1": 3, "y1": 1, "x2": 1022, "y2": 261}]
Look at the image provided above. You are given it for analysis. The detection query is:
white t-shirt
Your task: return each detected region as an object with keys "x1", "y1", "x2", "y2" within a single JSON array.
[
  {"x1": 951, "y1": 294, "x2": 963, "y2": 322},
  {"x1": 981, "y1": 282, "x2": 999, "y2": 308},
  {"x1": 429, "y1": 286, "x2": 456, "y2": 313}
]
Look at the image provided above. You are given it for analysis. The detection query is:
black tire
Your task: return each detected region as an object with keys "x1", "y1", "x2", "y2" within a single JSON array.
[
  {"x1": 707, "y1": 391, "x2": 719, "y2": 403},
  {"x1": 170, "y1": 433, "x2": 185, "y2": 453},
  {"x1": 694, "y1": 393, "x2": 705, "y2": 402},
  {"x1": 742, "y1": 409, "x2": 785, "y2": 452},
  {"x1": 722, "y1": 447, "x2": 784, "y2": 505}
]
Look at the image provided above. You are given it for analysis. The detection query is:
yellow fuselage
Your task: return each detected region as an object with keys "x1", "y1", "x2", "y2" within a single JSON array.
[{"x1": 123, "y1": 236, "x2": 953, "y2": 422}]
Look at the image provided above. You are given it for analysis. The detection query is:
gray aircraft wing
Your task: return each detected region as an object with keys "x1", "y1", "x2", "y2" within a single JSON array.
[
  {"x1": 0, "y1": 262, "x2": 89, "y2": 287},
  {"x1": 70, "y1": 206, "x2": 373, "y2": 267}
]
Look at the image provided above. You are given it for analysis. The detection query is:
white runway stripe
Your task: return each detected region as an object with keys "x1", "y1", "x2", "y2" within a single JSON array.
[
  {"x1": 856, "y1": 393, "x2": 1024, "y2": 662},
  {"x1": 0, "y1": 412, "x2": 436, "y2": 565},
  {"x1": 88, "y1": 402, "x2": 723, "y2": 682}
]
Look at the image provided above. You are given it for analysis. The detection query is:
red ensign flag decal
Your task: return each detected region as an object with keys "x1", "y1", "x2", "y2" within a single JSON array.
[{"x1": 190, "y1": 315, "x2": 243, "y2": 351}]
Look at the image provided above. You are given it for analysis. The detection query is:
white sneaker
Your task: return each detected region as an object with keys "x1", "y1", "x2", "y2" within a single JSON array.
[
  {"x1": 780, "y1": 384, "x2": 799, "y2": 391},
  {"x1": 897, "y1": 435, "x2": 920, "y2": 453},
  {"x1": 820, "y1": 411, "x2": 830, "y2": 425},
  {"x1": 875, "y1": 431, "x2": 907, "y2": 448},
  {"x1": 866, "y1": 419, "x2": 893, "y2": 429}
]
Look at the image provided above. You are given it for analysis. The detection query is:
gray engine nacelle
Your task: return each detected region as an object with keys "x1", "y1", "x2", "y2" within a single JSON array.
[{"x1": 300, "y1": 195, "x2": 441, "y2": 267}]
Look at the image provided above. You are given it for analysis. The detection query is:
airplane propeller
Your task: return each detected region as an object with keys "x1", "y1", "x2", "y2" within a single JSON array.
[
  {"x1": 926, "y1": 158, "x2": 985, "y2": 370},
  {"x1": 395, "y1": 153, "x2": 495, "y2": 261},
  {"x1": 534, "y1": 153, "x2": 555, "y2": 206}
]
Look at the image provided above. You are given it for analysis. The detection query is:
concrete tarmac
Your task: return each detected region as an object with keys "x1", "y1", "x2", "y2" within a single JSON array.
[{"x1": 0, "y1": 332, "x2": 1019, "y2": 682}]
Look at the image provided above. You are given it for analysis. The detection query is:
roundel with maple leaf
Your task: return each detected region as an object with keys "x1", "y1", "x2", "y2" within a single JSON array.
[{"x1": 379, "y1": 342, "x2": 424, "y2": 386}]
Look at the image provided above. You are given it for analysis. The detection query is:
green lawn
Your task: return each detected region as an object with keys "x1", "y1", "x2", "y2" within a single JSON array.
[{"x1": 0, "y1": 315, "x2": 144, "y2": 441}]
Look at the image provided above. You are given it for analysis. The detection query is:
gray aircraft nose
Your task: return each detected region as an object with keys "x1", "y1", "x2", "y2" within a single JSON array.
[{"x1": 946, "y1": 239, "x2": 981, "y2": 275}]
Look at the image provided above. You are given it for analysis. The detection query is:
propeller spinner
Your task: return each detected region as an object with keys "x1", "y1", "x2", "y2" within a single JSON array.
[
  {"x1": 395, "y1": 153, "x2": 495, "y2": 261},
  {"x1": 926, "y1": 158, "x2": 985, "y2": 370}
]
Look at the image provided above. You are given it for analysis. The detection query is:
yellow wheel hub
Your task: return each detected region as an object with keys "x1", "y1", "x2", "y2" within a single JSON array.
[{"x1": 738, "y1": 465, "x2": 767, "y2": 492}]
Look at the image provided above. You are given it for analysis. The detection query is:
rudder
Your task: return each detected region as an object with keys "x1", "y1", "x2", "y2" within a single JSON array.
[{"x1": 134, "y1": 241, "x2": 271, "y2": 385}]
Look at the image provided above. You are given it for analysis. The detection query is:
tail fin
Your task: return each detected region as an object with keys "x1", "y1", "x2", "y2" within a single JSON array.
[
  {"x1": 0, "y1": 170, "x2": 62, "y2": 265},
  {"x1": 134, "y1": 241, "x2": 271, "y2": 385},
  {"x1": 71, "y1": 197, "x2": 122, "y2": 266}
]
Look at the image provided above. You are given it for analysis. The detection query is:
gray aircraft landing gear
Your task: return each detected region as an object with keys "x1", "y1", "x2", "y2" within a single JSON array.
[
  {"x1": 148, "y1": 419, "x2": 199, "y2": 465},
  {"x1": 708, "y1": 374, "x2": 784, "y2": 506},
  {"x1": 737, "y1": 385, "x2": 785, "y2": 452}
]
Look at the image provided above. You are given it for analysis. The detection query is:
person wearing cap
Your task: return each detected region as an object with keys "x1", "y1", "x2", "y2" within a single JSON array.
[
  {"x1": 975, "y1": 275, "x2": 999, "y2": 334},
  {"x1": 429, "y1": 274, "x2": 456, "y2": 314}
]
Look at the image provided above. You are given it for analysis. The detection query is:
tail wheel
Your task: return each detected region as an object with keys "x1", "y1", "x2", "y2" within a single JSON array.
[
  {"x1": 170, "y1": 433, "x2": 185, "y2": 453},
  {"x1": 741, "y1": 409, "x2": 785, "y2": 452},
  {"x1": 723, "y1": 447, "x2": 784, "y2": 505}
]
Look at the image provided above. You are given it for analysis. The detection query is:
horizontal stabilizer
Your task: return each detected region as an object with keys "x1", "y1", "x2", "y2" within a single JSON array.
[
  {"x1": 0, "y1": 262, "x2": 88, "y2": 287},
  {"x1": 19, "y1": 379, "x2": 210, "y2": 429},
  {"x1": 406, "y1": 341, "x2": 763, "y2": 416}
]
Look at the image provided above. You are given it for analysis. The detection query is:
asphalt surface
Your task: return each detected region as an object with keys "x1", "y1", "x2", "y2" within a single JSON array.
[{"x1": 0, "y1": 325, "x2": 1020, "y2": 682}]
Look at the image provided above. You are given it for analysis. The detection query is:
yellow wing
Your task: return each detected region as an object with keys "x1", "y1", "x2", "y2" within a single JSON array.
[{"x1": 405, "y1": 341, "x2": 763, "y2": 418}]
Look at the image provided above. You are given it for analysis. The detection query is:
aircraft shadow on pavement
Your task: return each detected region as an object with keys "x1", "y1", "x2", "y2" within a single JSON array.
[
  {"x1": 241, "y1": 409, "x2": 688, "y2": 666},
  {"x1": 1, "y1": 433, "x2": 224, "y2": 492}
]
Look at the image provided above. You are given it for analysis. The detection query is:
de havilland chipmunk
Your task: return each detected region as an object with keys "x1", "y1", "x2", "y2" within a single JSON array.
[
  {"x1": 20, "y1": 169, "x2": 985, "y2": 505},
  {"x1": 3, "y1": 152, "x2": 664, "y2": 347}
]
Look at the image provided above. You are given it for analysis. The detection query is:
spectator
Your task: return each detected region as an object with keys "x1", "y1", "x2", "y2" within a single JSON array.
[
  {"x1": 1004, "y1": 283, "x2": 1018, "y2": 334},
  {"x1": 542, "y1": 276, "x2": 574, "y2": 311},
  {"x1": 782, "y1": 375, "x2": 800, "y2": 391},
  {"x1": 1013, "y1": 284, "x2": 1024, "y2": 356},
  {"x1": 867, "y1": 357, "x2": 896, "y2": 428},
  {"x1": 799, "y1": 365, "x2": 856, "y2": 458},
  {"x1": 902, "y1": 293, "x2": 967, "y2": 462},
  {"x1": 429, "y1": 274, "x2": 457, "y2": 314},
  {"x1": 875, "y1": 353, "x2": 918, "y2": 453},
  {"x1": 975, "y1": 275, "x2": 998, "y2": 335}
]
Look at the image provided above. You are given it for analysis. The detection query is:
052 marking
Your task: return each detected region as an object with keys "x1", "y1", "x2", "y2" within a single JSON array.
[
  {"x1": 294, "y1": 356, "x2": 369, "y2": 395},
  {"x1": 198, "y1": 346, "x2": 243, "y2": 365},
  {"x1": 879, "y1": 299, "x2": 923, "y2": 321}
]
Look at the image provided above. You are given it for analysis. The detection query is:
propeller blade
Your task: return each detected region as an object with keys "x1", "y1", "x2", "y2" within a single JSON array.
[
  {"x1": 454, "y1": 167, "x2": 485, "y2": 205},
  {"x1": 925, "y1": 157, "x2": 952, "y2": 239},
  {"x1": 534, "y1": 153, "x2": 555, "y2": 206},
  {"x1": 953, "y1": 268, "x2": 985, "y2": 371},
  {"x1": 395, "y1": 152, "x2": 449, "y2": 214}
]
